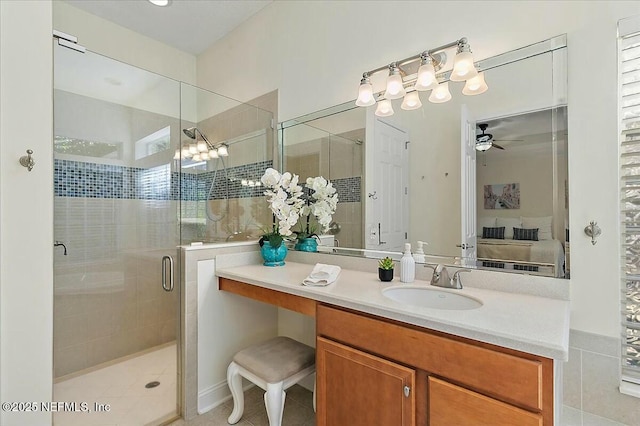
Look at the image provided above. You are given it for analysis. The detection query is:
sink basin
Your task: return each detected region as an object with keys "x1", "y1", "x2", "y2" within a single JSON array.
[{"x1": 382, "y1": 285, "x2": 483, "y2": 310}]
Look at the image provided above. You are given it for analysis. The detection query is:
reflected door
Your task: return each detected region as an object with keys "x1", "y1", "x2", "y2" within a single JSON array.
[
  {"x1": 53, "y1": 43, "x2": 181, "y2": 425},
  {"x1": 460, "y1": 105, "x2": 477, "y2": 261}
]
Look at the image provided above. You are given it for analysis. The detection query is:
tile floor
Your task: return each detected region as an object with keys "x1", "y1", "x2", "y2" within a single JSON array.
[
  {"x1": 170, "y1": 385, "x2": 316, "y2": 426},
  {"x1": 53, "y1": 344, "x2": 177, "y2": 426}
]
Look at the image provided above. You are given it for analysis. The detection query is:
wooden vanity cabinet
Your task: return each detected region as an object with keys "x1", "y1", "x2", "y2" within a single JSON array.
[
  {"x1": 316, "y1": 337, "x2": 416, "y2": 426},
  {"x1": 316, "y1": 304, "x2": 554, "y2": 426}
]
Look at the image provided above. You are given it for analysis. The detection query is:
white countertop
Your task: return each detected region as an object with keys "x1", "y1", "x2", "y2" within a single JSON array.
[{"x1": 216, "y1": 260, "x2": 570, "y2": 361}]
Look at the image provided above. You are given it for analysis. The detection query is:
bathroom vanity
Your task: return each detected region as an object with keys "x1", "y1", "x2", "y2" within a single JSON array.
[{"x1": 216, "y1": 259, "x2": 569, "y2": 425}]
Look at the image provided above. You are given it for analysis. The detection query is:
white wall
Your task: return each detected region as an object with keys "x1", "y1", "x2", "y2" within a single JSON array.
[
  {"x1": 198, "y1": 1, "x2": 640, "y2": 338},
  {"x1": 0, "y1": 1, "x2": 53, "y2": 425},
  {"x1": 53, "y1": 1, "x2": 196, "y2": 85}
]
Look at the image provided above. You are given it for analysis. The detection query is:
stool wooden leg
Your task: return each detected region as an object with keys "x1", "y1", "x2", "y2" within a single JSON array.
[
  {"x1": 264, "y1": 382, "x2": 285, "y2": 426},
  {"x1": 227, "y1": 362, "x2": 244, "y2": 424}
]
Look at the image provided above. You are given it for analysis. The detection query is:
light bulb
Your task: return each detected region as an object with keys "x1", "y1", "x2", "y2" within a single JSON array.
[
  {"x1": 217, "y1": 145, "x2": 229, "y2": 157},
  {"x1": 375, "y1": 99, "x2": 394, "y2": 117},
  {"x1": 197, "y1": 141, "x2": 208, "y2": 152},
  {"x1": 475, "y1": 140, "x2": 492, "y2": 151},
  {"x1": 209, "y1": 149, "x2": 219, "y2": 159},
  {"x1": 428, "y1": 82, "x2": 452, "y2": 103},
  {"x1": 414, "y1": 59, "x2": 438, "y2": 91},
  {"x1": 451, "y1": 51, "x2": 478, "y2": 82},
  {"x1": 383, "y1": 64, "x2": 405, "y2": 100},
  {"x1": 181, "y1": 147, "x2": 191, "y2": 158},
  {"x1": 248, "y1": 180, "x2": 255, "y2": 187},
  {"x1": 462, "y1": 72, "x2": 488, "y2": 95},
  {"x1": 173, "y1": 149, "x2": 180, "y2": 160},
  {"x1": 355, "y1": 75, "x2": 376, "y2": 107},
  {"x1": 188, "y1": 143, "x2": 198, "y2": 154},
  {"x1": 401, "y1": 90, "x2": 422, "y2": 111},
  {"x1": 192, "y1": 154, "x2": 202, "y2": 162}
]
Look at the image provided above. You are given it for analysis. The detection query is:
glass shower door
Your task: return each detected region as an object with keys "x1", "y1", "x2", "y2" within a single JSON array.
[{"x1": 53, "y1": 44, "x2": 181, "y2": 425}]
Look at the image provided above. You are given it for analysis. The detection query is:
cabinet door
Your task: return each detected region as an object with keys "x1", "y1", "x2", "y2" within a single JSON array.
[
  {"x1": 316, "y1": 336, "x2": 416, "y2": 426},
  {"x1": 429, "y1": 377, "x2": 543, "y2": 426}
]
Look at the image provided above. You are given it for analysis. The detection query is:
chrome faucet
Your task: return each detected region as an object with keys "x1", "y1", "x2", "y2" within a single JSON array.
[{"x1": 425, "y1": 264, "x2": 471, "y2": 289}]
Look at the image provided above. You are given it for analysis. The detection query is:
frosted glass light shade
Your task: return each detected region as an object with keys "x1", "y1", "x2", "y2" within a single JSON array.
[
  {"x1": 401, "y1": 91, "x2": 422, "y2": 110},
  {"x1": 450, "y1": 51, "x2": 478, "y2": 81},
  {"x1": 384, "y1": 73, "x2": 406, "y2": 100},
  {"x1": 375, "y1": 99, "x2": 394, "y2": 117},
  {"x1": 173, "y1": 149, "x2": 180, "y2": 160},
  {"x1": 181, "y1": 147, "x2": 191, "y2": 158},
  {"x1": 414, "y1": 62, "x2": 438, "y2": 91},
  {"x1": 209, "y1": 149, "x2": 219, "y2": 158},
  {"x1": 197, "y1": 141, "x2": 208, "y2": 152},
  {"x1": 475, "y1": 140, "x2": 492, "y2": 151},
  {"x1": 188, "y1": 143, "x2": 198, "y2": 154},
  {"x1": 462, "y1": 72, "x2": 488, "y2": 95},
  {"x1": 428, "y1": 82, "x2": 452, "y2": 103},
  {"x1": 200, "y1": 152, "x2": 210, "y2": 160},
  {"x1": 217, "y1": 145, "x2": 229, "y2": 157},
  {"x1": 356, "y1": 80, "x2": 376, "y2": 107},
  {"x1": 192, "y1": 154, "x2": 202, "y2": 162}
]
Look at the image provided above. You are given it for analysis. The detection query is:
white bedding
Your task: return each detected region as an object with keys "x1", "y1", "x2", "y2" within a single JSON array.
[{"x1": 477, "y1": 238, "x2": 565, "y2": 277}]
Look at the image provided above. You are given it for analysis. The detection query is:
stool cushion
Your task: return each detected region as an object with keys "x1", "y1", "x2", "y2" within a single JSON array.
[{"x1": 233, "y1": 336, "x2": 315, "y2": 383}]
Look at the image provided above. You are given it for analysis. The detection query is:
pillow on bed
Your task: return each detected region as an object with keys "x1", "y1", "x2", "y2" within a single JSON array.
[
  {"x1": 482, "y1": 226, "x2": 505, "y2": 239},
  {"x1": 478, "y1": 217, "x2": 497, "y2": 229},
  {"x1": 513, "y1": 227, "x2": 539, "y2": 241},
  {"x1": 521, "y1": 216, "x2": 552, "y2": 240},
  {"x1": 497, "y1": 217, "x2": 521, "y2": 239}
]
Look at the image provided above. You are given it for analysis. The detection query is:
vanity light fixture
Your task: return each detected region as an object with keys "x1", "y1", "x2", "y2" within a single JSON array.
[
  {"x1": 401, "y1": 89, "x2": 422, "y2": 110},
  {"x1": 462, "y1": 72, "x2": 488, "y2": 95},
  {"x1": 355, "y1": 37, "x2": 487, "y2": 117},
  {"x1": 375, "y1": 99, "x2": 394, "y2": 117},
  {"x1": 148, "y1": 0, "x2": 170, "y2": 6}
]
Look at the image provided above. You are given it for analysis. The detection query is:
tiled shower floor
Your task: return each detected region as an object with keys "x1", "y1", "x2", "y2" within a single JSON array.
[{"x1": 53, "y1": 343, "x2": 177, "y2": 426}]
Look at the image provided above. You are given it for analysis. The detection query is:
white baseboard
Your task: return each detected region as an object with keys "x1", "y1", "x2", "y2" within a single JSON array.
[
  {"x1": 198, "y1": 380, "x2": 255, "y2": 415},
  {"x1": 198, "y1": 380, "x2": 232, "y2": 414}
]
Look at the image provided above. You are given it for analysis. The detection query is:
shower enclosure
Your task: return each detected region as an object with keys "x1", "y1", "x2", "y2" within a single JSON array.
[
  {"x1": 280, "y1": 109, "x2": 365, "y2": 248},
  {"x1": 53, "y1": 42, "x2": 273, "y2": 425}
]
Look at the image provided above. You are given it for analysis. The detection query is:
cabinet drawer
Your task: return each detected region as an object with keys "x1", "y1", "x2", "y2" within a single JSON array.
[
  {"x1": 429, "y1": 377, "x2": 542, "y2": 426},
  {"x1": 317, "y1": 304, "x2": 549, "y2": 412}
]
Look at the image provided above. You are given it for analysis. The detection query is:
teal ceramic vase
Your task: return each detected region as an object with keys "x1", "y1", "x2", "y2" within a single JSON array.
[
  {"x1": 294, "y1": 237, "x2": 318, "y2": 252},
  {"x1": 260, "y1": 241, "x2": 288, "y2": 266}
]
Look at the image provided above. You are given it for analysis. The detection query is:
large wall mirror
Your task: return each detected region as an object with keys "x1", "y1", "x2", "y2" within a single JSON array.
[{"x1": 279, "y1": 35, "x2": 569, "y2": 279}]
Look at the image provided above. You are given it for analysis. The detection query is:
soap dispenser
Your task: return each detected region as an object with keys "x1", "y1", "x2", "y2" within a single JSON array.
[
  {"x1": 413, "y1": 241, "x2": 427, "y2": 263},
  {"x1": 400, "y1": 243, "x2": 415, "y2": 283}
]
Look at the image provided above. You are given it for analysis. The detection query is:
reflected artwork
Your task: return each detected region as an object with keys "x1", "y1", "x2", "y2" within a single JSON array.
[{"x1": 484, "y1": 183, "x2": 520, "y2": 209}]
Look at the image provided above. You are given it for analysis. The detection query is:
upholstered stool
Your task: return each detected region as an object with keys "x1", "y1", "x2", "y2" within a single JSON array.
[{"x1": 227, "y1": 336, "x2": 316, "y2": 426}]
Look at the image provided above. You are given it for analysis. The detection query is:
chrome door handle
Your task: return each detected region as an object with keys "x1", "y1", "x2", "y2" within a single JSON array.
[
  {"x1": 456, "y1": 243, "x2": 474, "y2": 249},
  {"x1": 162, "y1": 255, "x2": 174, "y2": 292}
]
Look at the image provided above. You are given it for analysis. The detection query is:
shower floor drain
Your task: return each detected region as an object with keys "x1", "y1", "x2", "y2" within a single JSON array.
[{"x1": 145, "y1": 381, "x2": 161, "y2": 389}]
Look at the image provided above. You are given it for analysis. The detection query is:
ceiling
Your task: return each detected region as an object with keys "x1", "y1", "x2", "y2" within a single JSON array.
[{"x1": 64, "y1": 0, "x2": 272, "y2": 55}]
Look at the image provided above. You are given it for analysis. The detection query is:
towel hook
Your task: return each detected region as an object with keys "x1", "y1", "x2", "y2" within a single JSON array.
[
  {"x1": 19, "y1": 149, "x2": 35, "y2": 171},
  {"x1": 584, "y1": 221, "x2": 601, "y2": 245}
]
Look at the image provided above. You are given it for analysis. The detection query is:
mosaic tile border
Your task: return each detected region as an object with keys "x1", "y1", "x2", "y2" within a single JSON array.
[{"x1": 54, "y1": 159, "x2": 361, "y2": 203}]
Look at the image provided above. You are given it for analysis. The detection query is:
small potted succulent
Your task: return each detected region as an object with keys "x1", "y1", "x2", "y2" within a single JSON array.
[{"x1": 378, "y1": 257, "x2": 395, "y2": 282}]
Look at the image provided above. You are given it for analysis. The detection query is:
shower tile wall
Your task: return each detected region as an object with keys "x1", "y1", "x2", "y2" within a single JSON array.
[
  {"x1": 284, "y1": 131, "x2": 364, "y2": 248},
  {"x1": 54, "y1": 90, "x2": 179, "y2": 378},
  {"x1": 181, "y1": 92, "x2": 276, "y2": 243}
]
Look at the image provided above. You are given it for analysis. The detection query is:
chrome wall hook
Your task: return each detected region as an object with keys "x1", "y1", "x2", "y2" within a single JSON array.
[
  {"x1": 584, "y1": 221, "x2": 602, "y2": 245},
  {"x1": 19, "y1": 149, "x2": 35, "y2": 171}
]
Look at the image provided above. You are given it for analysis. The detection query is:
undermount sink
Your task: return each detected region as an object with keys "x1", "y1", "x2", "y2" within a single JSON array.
[{"x1": 382, "y1": 285, "x2": 483, "y2": 310}]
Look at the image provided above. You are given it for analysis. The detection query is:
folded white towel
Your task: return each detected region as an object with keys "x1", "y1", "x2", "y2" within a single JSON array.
[{"x1": 302, "y1": 263, "x2": 341, "y2": 287}]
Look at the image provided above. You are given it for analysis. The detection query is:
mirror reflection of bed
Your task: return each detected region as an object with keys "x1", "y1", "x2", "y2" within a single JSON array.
[{"x1": 475, "y1": 107, "x2": 568, "y2": 277}]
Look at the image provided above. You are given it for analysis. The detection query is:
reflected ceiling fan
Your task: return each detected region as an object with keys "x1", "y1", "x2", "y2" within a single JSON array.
[{"x1": 475, "y1": 123, "x2": 522, "y2": 151}]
